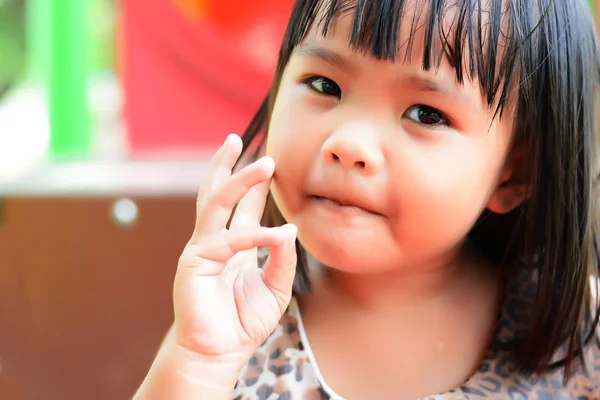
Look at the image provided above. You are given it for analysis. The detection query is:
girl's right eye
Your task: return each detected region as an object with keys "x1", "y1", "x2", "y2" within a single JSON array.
[{"x1": 303, "y1": 76, "x2": 342, "y2": 98}]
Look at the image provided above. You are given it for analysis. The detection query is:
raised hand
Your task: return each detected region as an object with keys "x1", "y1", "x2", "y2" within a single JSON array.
[{"x1": 173, "y1": 134, "x2": 298, "y2": 363}]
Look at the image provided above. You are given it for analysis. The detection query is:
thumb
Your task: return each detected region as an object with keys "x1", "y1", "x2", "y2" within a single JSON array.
[{"x1": 262, "y1": 224, "x2": 298, "y2": 306}]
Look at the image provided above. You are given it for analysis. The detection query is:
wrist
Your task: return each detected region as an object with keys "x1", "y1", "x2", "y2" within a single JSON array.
[
  {"x1": 171, "y1": 343, "x2": 249, "y2": 387},
  {"x1": 134, "y1": 342, "x2": 249, "y2": 400}
]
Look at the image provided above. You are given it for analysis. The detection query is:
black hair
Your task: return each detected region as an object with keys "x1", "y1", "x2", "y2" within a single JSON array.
[{"x1": 235, "y1": 0, "x2": 600, "y2": 377}]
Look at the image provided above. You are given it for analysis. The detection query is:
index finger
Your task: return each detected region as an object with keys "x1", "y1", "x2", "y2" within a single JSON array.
[
  {"x1": 228, "y1": 178, "x2": 271, "y2": 230},
  {"x1": 192, "y1": 134, "x2": 243, "y2": 239}
]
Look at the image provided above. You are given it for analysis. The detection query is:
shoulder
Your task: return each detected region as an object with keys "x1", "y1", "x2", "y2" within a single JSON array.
[
  {"x1": 459, "y1": 270, "x2": 600, "y2": 398},
  {"x1": 232, "y1": 298, "x2": 326, "y2": 399},
  {"x1": 557, "y1": 275, "x2": 600, "y2": 396}
]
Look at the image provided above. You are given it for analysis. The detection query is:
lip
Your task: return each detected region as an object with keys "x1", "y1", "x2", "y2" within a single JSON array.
[{"x1": 310, "y1": 195, "x2": 381, "y2": 216}]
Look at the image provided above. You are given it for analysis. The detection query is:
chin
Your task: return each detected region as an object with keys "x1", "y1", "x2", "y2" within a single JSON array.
[{"x1": 297, "y1": 223, "x2": 399, "y2": 274}]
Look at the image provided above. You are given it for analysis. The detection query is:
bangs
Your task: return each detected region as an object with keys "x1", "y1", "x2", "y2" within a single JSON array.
[{"x1": 286, "y1": 0, "x2": 542, "y2": 117}]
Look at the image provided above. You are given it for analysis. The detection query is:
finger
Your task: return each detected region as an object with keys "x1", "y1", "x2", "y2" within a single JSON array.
[
  {"x1": 200, "y1": 134, "x2": 242, "y2": 197},
  {"x1": 192, "y1": 134, "x2": 243, "y2": 238},
  {"x1": 188, "y1": 225, "x2": 296, "y2": 267},
  {"x1": 194, "y1": 157, "x2": 275, "y2": 239},
  {"x1": 262, "y1": 224, "x2": 298, "y2": 304},
  {"x1": 228, "y1": 178, "x2": 271, "y2": 229}
]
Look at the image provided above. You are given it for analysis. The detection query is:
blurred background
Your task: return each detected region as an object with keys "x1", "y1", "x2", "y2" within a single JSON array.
[
  {"x1": 0, "y1": 1, "x2": 597, "y2": 399},
  {"x1": 0, "y1": 1, "x2": 293, "y2": 399}
]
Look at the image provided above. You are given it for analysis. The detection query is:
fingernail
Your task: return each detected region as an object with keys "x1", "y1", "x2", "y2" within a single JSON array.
[
  {"x1": 257, "y1": 156, "x2": 275, "y2": 169},
  {"x1": 284, "y1": 224, "x2": 297, "y2": 246},
  {"x1": 288, "y1": 237, "x2": 297, "y2": 247}
]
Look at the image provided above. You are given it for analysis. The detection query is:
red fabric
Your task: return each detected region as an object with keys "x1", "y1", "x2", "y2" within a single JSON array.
[{"x1": 121, "y1": 0, "x2": 292, "y2": 156}]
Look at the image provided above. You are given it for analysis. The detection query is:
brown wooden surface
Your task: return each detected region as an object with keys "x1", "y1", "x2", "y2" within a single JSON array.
[{"x1": 0, "y1": 196, "x2": 195, "y2": 399}]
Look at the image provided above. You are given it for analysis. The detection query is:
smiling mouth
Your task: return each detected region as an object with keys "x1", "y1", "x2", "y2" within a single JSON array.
[{"x1": 310, "y1": 195, "x2": 380, "y2": 216}]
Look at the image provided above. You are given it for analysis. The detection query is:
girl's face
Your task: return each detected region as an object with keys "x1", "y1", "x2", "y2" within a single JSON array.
[{"x1": 266, "y1": 12, "x2": 521, "y2": 274}]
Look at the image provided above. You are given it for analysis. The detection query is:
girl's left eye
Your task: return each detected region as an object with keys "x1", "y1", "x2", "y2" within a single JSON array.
[
  {"x1": 404, "y1": 105, "x2": 449, "y2": 127},
  {"x1": 303, "y1": 76, "x2": 342, "y2": 98}
]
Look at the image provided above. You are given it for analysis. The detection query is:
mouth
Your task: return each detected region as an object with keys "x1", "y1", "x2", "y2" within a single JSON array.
[{"x1": 310, "y1": 195, "x2": 381, "y2": 216}]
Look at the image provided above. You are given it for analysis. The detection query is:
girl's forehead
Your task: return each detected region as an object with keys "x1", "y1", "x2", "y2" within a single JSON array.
[
  {"x1": 293, "y1": 19, "x2": 498, "y2": 119},
  {"x1": 303, "y1": 0, "x2": 505, "y2": 59},
  {"x1": 301, "y1": 9, "x2": 434, "y2": 61},
  {"x1": 293, "y1": 0, "x2": 516, "y2": 110}
]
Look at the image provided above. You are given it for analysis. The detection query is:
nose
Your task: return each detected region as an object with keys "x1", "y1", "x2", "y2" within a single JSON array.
[{"x1": 321, "y1": 121, "x2": 385, "y2": 175}]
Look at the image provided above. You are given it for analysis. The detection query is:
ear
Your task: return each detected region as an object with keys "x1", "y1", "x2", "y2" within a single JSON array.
[{"x1": 486, "y1": 147, "x2": 530, "y2": 214}]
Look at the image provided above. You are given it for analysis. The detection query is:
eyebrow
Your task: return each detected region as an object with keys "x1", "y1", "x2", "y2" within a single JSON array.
[
  {"x1": 404, "y1": 76, "x2": 479, "y2": 111},
  {"x1": 294, "y1": 45, "x2": 479, "y2": 111},
  {"x1": 295, "y1": 45, "x2": 354, "y2": 72}
]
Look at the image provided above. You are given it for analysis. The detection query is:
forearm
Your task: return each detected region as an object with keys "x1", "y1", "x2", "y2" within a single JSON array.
[{"x1": 133, "y1": 327, "x2": 244, "y2": 400}]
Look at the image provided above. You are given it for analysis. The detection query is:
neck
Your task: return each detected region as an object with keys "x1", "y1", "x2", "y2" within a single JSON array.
[{"x1": 303, "y1": 243, "x2": 499, "y2": 313}]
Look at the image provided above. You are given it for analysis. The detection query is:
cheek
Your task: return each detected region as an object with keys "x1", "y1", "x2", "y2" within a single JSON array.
[
  {"x1": 266, "y1": 95, "x2": 296, "y2": 170},
  {"x1": 265, "y1": 92, "x2": 317, "y2": 216},
  {"x1": 391, "y1": 142, "x2": 502, "y2": 245},
  {"x1": 266, "y1": 84, "x2": 314, "y2": 161}
]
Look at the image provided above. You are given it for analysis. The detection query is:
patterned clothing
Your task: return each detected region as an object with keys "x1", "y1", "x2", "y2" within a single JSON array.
[{"x1": 233, "y1": 266, "x2": 600, "y2": 399}]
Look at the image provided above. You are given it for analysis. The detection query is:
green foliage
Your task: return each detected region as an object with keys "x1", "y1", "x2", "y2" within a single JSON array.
[{"x1": 0, "y1": 0, "x2": 25, "y2": 93}]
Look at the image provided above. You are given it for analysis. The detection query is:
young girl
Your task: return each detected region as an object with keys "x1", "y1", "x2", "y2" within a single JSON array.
[{"x1": 134, "y1": 0, "x2": 600, "y2": 398}]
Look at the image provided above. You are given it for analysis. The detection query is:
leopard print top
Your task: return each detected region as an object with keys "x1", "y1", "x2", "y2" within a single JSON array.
[{"x1": 232, "y1": 263, "x2": 600, "y2": 399}]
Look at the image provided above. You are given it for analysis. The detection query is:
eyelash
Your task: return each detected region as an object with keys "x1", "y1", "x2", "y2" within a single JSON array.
[
  {"x1": 301, "y1": 75, "x2": 451, "y2": 128},
  {"x1": 302, "y1": 76, "x2": 342, "y2": 98}
]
